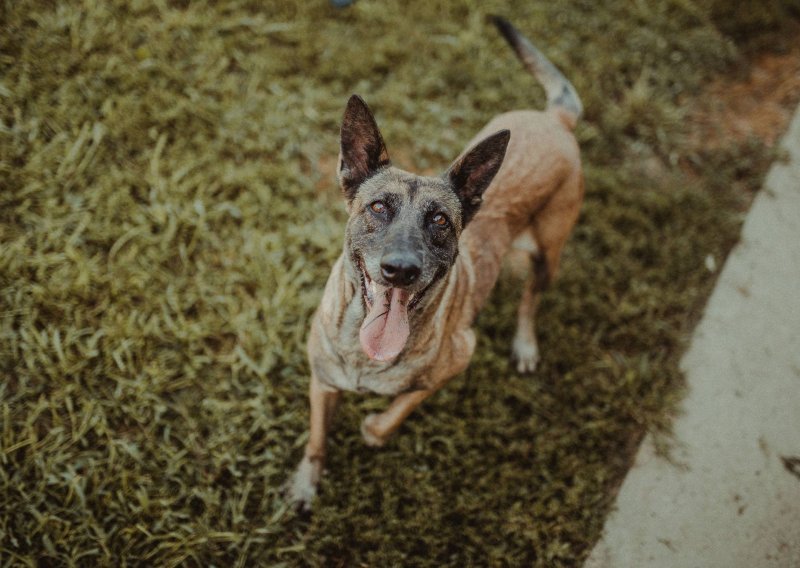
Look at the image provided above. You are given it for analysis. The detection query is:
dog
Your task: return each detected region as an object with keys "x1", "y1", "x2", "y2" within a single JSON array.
[{"x1": 285, "y1": 16, "x2": 584, "y2": 510}]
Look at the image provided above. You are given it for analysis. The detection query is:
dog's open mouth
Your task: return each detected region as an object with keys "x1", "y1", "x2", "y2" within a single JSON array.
[{"x1": 356, "y1": 257, "x2": 430, "y2": 362}]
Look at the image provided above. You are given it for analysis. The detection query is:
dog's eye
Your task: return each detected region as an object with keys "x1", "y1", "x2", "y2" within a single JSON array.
[
  {"x1": 370, "y1": 201, "x2": 387, "y2": 214},
  {"x1": 432, "y1": 213, "x2": 448, "y2": 227}
]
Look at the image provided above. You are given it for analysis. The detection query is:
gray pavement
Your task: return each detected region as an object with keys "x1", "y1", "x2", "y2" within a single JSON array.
[{"x1": 585, "y1": 106, "x2": 800, "y2": 567}]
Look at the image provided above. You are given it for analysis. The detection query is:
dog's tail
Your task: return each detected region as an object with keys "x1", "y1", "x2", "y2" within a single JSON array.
[{"x1": 490, "y1": 15, "x2": 582, "y2": 128}]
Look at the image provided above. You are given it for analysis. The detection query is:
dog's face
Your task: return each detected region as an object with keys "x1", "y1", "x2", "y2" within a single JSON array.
[{"x1": 337, "y1": 95, "x2": 509, "y2": 362}]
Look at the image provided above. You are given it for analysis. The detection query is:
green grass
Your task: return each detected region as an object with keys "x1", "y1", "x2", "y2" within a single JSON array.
[{"x1": 1, "y1": 1, "x2": 795, "y2": 565}]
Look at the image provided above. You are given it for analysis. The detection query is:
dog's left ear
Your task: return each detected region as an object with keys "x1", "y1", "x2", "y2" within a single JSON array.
[
  {"x1": 338, "y1": 95, "x2": 391, "y2": 200},
  {"x1": 445, "y1": 129, "x2": 510, "y2": 225}
]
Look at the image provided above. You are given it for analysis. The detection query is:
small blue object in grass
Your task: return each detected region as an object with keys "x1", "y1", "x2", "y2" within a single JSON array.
[{"x1": 330, "y1": 0, "x2": 355, "y2": 6}]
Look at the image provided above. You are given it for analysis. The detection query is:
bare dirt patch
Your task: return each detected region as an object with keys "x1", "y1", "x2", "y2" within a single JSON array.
[{"x1": 688, "y1": 42, "x2": 800, "y2": 149}]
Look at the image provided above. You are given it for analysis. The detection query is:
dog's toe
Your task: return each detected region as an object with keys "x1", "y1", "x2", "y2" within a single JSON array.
[
  {"x1": 516, "y1": 355, "x2": 539, "y2": 374},
  {"x1": 512, "y1": 336, "x2": 540, "y2": 374},
  {"x1": 361, "y1": 414, "x2": 388, "y2": 447}
]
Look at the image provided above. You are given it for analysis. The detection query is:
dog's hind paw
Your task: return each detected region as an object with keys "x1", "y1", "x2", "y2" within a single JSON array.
[{"x1": 512, "y1": 335, "x2": 540, "y2": 374}]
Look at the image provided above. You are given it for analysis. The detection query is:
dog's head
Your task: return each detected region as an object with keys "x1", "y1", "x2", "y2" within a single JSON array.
[{"x1": 336, "y1": 95, "x2": 509, "y2": 362}]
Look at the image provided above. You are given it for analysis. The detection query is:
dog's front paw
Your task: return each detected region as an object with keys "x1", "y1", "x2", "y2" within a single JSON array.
[
  {"x1": 361, "y1": 413, "x2": 388, "y2": 447},
  {"x1": 512, "y1": 335, "x2": 540, "y2": 374},
  {"x1": 283, "y1": 456, "x2": 320, "y2": 512}
]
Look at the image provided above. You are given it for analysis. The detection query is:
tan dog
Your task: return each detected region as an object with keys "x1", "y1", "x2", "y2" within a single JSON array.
[{"x1": 286, "y1": 16, "x2": 583, "y2": 510}]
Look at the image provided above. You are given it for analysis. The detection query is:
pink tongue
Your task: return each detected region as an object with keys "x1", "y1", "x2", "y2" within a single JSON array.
[{"x1": 359, "y1": 286, "x2": 411, "y2": 362}]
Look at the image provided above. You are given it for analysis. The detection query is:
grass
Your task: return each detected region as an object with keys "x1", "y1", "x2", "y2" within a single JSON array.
[{"x1": 1, "y1": 0, "x2": 797, "y2": 565}]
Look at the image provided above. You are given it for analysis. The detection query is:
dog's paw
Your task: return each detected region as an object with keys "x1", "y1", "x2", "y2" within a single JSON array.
[
  {"x1": 361, "y1": 414, "x2": 388, "y2": 447},
  {"x1": 283, "y1": 456, "x2": 319, "y2": 513},
  {"x1": 512, "y1": 335, "x2": 540, "y2": 374}
]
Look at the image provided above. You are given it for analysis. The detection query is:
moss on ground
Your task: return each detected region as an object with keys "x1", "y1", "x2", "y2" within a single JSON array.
[{"x1": 1, "y1": 1, "x2": 796, "y2": 565}]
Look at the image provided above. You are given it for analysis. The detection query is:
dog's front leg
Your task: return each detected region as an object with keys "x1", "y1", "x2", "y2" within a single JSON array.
[
  {"x1": 361, "y1": 388, "x2": 436, "y2": 447},
  {"x1": 285, "y1": 374, "x2": 340, "y2": 511}
]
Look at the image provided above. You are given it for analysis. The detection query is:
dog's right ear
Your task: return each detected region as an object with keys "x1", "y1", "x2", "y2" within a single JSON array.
[{"x1": 338, "y1": 95, "x2": 391, "y2": 200}]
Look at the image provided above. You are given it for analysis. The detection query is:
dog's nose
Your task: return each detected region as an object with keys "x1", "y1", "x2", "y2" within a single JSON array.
[{"x1": 380, "y1": 255, "x2": 421, "y2": 287}]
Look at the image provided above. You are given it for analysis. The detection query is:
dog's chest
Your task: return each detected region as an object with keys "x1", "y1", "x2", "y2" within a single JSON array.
[
  {"x1": 324, "y1": 353, "x2": 418, "y2": 395},
  {"x1": 314, "y1": 306, "x2": 422, "y2": 395},
  {"x1": 310, "y1": 301, "x2": 476, "y2": 396}
]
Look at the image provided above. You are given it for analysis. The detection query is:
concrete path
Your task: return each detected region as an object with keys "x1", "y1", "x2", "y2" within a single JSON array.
[{"x1": 585, "y1": 107, "x2": 800, "y2": 567}]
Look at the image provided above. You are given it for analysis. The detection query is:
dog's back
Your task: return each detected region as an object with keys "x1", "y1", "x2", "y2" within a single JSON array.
[{"x1": 459, "y1": 17, "x2": 584, "y2": 317}]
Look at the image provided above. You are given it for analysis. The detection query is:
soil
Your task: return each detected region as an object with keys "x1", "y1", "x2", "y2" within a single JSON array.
[{"x1": 687, "y1": 43, "x2": 800, "y2": 149}]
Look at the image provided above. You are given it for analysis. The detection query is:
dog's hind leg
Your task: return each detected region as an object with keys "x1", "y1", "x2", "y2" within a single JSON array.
[
  {"x1": 512, "y1": 173, "x2": 583, "y2": 374},
  {"x1": 361, "y1": 388, "x2": 437, "y2": 447},
  {"x1": 512, "y1": 239, "x2": 545, "y2": 374}
]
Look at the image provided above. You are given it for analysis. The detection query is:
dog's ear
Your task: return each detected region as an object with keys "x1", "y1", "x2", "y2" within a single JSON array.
[
  {"x1": 445, "y1": 129, "x2": 510, "y2": 225},
  {"x1": 338, "y1": 95, "x2": 391, "y2": 200}
]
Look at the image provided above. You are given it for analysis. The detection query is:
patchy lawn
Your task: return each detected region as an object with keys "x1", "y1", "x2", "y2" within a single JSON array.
[{"x1": 2, "y1": 1, "x2": 798, "y2": 565}]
